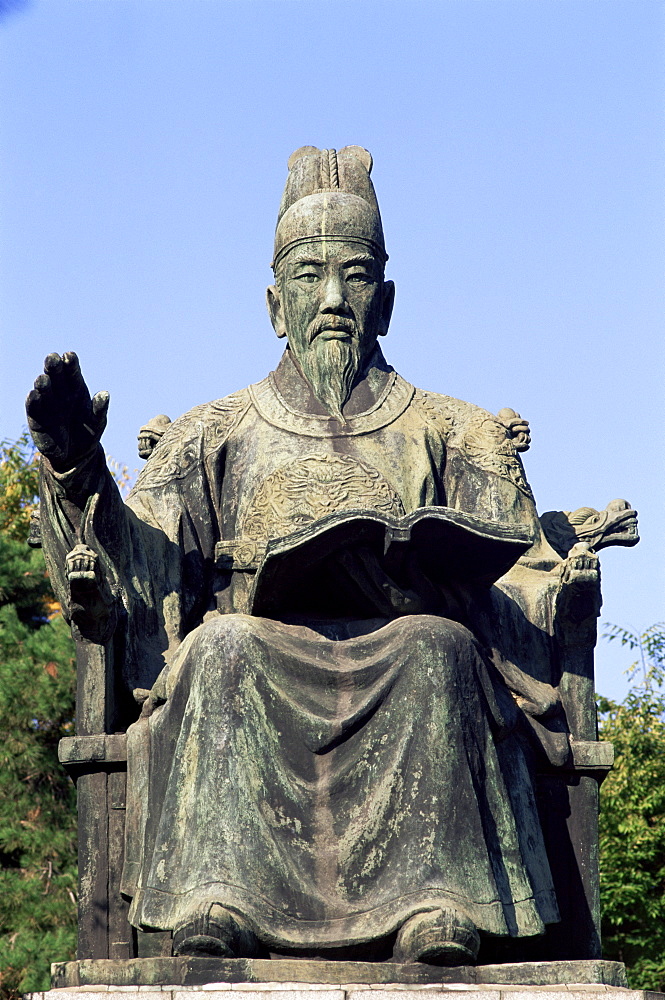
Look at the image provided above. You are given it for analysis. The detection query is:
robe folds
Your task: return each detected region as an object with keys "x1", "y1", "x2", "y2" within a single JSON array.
[
  {"x1": 122, "y1": 613, "x2": 558, "y2": 944},
  {"x1": 39, "y1": 351, "x2": 565, "y2": 949}
]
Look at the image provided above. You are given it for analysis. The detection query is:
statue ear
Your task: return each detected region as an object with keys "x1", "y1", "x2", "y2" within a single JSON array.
[
  {"x1": 266, "y1": 285, "x2": 287, "y2": 339},
  {"x1": 378, "y1": 280, "x2": 395, "y2": 337}
]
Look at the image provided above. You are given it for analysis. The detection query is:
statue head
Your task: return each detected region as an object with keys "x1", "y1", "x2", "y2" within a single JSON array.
[{"x1": 267, "y1": 147, "x2": 395, "y2": 419}]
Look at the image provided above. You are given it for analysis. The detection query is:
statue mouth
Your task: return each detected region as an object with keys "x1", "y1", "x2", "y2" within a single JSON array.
[
  {"x1": 318, "y1": 328, "x2": 353, "y2": 340},
  {"x1": 309, "y1": 317, "x2": 356, "y2": 342}
]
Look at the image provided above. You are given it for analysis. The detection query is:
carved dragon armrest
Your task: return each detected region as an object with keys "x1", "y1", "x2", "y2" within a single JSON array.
[
  {"x1": 496, "y1": 407, "x2": 639, "y2": 746},
  {"x1": 541, "y1": 500, "x2": 639, "y2": 648},
  {"x1": 540, "y1": 499, "x2": 639, "y2": 559},
  {"x1": 540, "y1": 502, "x2": 638, "y2": 741}
]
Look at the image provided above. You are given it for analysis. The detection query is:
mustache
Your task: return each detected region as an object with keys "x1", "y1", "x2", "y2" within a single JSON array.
[{"x1": 308, "y1": 315, "x2": 357, "y2": 342}]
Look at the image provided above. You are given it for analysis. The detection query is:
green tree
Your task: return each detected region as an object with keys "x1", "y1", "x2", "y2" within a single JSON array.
[
  {"x1": 599, "y1": 623, "x2": 665, "y2": 991},
  {"x1": 0, "y1": 436, "x2": 77, "y2": 999}
]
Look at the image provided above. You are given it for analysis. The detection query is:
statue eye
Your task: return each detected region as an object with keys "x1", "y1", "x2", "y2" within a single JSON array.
[
  {"x1": 295, "y1": 271, "x2": 319, "y2": 283},
  {"x1": 347, "y1": 273, "x2": 372, "y2": 284}
]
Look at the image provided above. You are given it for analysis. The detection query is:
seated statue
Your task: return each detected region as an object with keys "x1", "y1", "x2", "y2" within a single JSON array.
[{"x1": 26, "y1": 147, "x2": 637, "y2": 968}]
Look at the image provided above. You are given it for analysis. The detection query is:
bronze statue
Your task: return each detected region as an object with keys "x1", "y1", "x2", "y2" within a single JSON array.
[{"x1": 27, "y1": 147, "x2": 637, "y2": 972}]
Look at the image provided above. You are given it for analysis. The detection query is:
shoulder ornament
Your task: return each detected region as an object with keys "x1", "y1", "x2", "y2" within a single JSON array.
[
  {"x1": 132, "y1": 390, "x2": 250, "y2": 491},
  {"x1": 202, "y1": 391, "x2": 252, "y2": 458},
  {"x1": 413, "y1": 389, "x2": 470, "y2": 439},
  {"x1": 461, "y1": 410, "x2": 534, "y2": 501}
]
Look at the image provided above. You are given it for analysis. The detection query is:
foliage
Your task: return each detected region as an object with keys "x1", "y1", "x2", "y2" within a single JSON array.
[
  {"x1": 105, "y1": 456, "x2": 135, "y2": 497},
  {"x1": 0, "y1": 434, "x2": 40, "y2": 542},
  {"x1": 598, "y1": 623, "x2": 665, "y2": 990},
  {"x1": 0, "y1": 438, "x2": 77, "y2": 999}
]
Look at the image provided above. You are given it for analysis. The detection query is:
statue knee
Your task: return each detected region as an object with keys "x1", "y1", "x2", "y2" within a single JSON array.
[
  {"x1": 397, "y1": 614, "x2": 477, "y2": 656},
  {"x1": 195, "y1": 612, "x2": 260, "y2": 647},
  {"x1": 173, "y1": 614, "x2": 263, "y2": 689}
]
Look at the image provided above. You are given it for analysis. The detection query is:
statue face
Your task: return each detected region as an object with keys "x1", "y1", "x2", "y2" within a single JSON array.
[{"x1": 267, "y1": 239, "x2": 394, "y2": 419}]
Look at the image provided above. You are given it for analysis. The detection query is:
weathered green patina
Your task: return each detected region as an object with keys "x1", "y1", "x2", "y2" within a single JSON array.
[{"x1": 27, "y1": 147, "x2": 638, "y2": 971}]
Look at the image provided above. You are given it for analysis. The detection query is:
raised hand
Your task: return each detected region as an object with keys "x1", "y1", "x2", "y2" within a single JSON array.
[{"x1": 25, "y1": 352, "x2": 109, "y2": 471}]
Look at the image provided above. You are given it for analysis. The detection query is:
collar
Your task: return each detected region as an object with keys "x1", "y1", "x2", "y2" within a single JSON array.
[{"x1": 249, "y1": 368, "x2": 415, "y2": 438}]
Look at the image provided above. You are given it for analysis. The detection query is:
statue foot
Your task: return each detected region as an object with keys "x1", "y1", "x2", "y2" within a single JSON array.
[
  {"x1": 173, "y1": 904, "x2": 260, "y2": 958},
  {"x1": 393, "y1": 907, "x2": 480, "y2": 966}
]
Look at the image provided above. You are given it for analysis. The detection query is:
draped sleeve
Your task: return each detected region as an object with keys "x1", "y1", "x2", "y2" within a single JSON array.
[{"x1": 38, "y1": 390, "x2": 251, "y2": 695}]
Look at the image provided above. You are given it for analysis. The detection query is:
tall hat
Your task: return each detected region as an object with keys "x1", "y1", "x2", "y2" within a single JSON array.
[{"x1": 272, "y1": 146, "x2": 388, "y2": 269}]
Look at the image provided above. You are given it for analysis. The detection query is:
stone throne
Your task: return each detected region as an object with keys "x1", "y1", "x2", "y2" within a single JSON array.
[{"x1": 48, "y1": 409, "x2": 639, "y2": 984}]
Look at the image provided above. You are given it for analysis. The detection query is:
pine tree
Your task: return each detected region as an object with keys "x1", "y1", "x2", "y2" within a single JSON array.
[{"x1": 0, "y1": 436, "x2": 77, "y2": 999}]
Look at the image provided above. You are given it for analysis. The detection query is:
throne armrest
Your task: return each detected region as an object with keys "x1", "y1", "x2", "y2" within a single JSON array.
[
  {"x1": 568, "y1": 739, "x2": 613, "y2": 774},
  {"x1": 58, "y1": 733, "x2": 128, "y2": 771}
]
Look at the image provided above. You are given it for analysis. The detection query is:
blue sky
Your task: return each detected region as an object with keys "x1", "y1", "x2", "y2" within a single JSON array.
[{"x1": 1, "y1": 0, "x2": 663, "y2": 700}]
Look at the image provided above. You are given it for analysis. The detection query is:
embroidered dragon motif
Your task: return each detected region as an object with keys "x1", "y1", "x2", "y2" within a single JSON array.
[
  {"x1": 414, "y1": 389, "x2": 534, "y2": 500},
  {"x1": 241, "y1": 453, "x2": 404, "y2": 541},
  {"x1": 133, "y1": 390, "x2": 250, "y2": 491},
  {"x1": 413, "y1": 389, "x2": 465, "y2": 438},
  {"x1": 461, "y1": 411, "x2": 534, "y2": 501}
]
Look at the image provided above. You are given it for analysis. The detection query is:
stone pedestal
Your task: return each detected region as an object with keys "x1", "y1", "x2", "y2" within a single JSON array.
[
  {"x1": 24, "y1": 973, "x2": 664, "y2": 1000},
  {"x1": 46, "y1": 960, "x2": 630, "y2": 990},
  {"x1": 26, "y1": 958, "x2": 663, "y2": 1000}
]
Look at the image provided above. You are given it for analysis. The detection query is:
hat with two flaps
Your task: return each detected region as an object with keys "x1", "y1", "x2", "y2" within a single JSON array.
[{"x1": 272, "y1": 146, "x2": 388, "y2": 269}]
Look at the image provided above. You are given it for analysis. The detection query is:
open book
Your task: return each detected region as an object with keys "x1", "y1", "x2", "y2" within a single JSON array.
[{"x1": 248, "y1": 506, "x2": 533, "y2": 619}]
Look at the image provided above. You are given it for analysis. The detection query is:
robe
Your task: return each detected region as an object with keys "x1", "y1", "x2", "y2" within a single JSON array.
[{"x1": 39, "y1": 351, "x2": 562, "y2": 949}]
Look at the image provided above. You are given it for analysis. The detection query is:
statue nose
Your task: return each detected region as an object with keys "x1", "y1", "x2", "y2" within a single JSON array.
[{"x1": 320, "y1": 274, "x2": 346, "y2": 312}]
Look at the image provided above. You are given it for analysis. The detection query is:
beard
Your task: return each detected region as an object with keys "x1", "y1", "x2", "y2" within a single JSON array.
[{"x1": 294, "y1": 316, "x2": 364, "y2": 421}]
